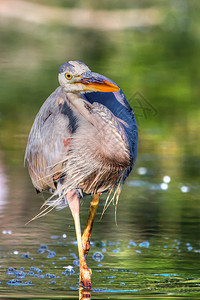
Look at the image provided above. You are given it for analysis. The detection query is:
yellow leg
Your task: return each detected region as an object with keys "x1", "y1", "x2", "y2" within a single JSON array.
[
  {"x1": 67, "y1": 191, "x2": 91, "y2": 289},
  {"x1": 79, "y1": 285, "x2": 91, "y2": 300},
  {"x1": 82, "y1": 194, "x2": 100, "y2": 257}
]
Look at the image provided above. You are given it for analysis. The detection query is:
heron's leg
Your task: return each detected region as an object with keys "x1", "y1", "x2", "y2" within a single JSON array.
[
  {"x1": 67, "y1": 191, "x2": 91, "y2": 289},
  {"x1": 79, "y1": 285, "x2": 91, "y2": 300},
  {"x1": 82, "y1": 194, "x2": 100, "y2": 257}
]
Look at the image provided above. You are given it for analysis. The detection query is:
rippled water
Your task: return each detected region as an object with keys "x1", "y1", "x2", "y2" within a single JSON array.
[
  {"x1": 1, "y1": 231, "x2": 200, "y2": 299},
  {"x1": 1, "y1": 152, "x2": 200, "y2": 299}
]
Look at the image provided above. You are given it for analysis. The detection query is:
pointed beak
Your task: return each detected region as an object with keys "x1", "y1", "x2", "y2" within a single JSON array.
[{"x1": 75, "y1": 72, "x2": 120, "y2": 93}]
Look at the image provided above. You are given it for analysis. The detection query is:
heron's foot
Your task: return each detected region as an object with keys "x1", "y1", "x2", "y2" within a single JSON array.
[
  {"x1": 79, "y1": 285, "x2": 91, "y2": 300},
  {"x1": 80, "y1": 266, "x2": 92, "y2": 289},
  {"x1": 83, "y1": 239, "x2": 90, "y2": 257}
]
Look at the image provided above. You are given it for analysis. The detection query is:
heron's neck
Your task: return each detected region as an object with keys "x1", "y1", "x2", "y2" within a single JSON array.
[{"x1": 66, "y1": 92, "x2": 95, "y2": 124}]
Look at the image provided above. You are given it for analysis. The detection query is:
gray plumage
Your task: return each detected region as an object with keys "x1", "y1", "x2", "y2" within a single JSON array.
[
  {"x1": 25, "y1": 88, "x2": 129, "y2": 209},
  {"x1": 25, "y1": 61, "x2": 134, "y2": 212}
]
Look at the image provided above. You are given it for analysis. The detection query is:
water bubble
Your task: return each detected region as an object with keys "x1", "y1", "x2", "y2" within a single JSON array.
[
  {"x1": 160, "y1": 183, "x2": 168, "y2": 190},
  {"x1": 92, "y1": 251, "x2": 104, "y2": 262},
  {"x1": 112, "y1": 249, "x2": 120, "y2": 253},
  {"x1": 47, "y1": 251, "x2": 56, "y2": 258},
  {"x1": 180, "y1": 185, "x2": 189, "y2": 193},
  {"x1": 59, "y1": 256, "x2": 67, "y2": 260},
  {"x1": 21, "y1": 253, "x2": 30, "y2": 259},
  {"x1": 129, "y1": 240, "x2": 137, "y2": 246},
  {"x1": 37, "y1": 249, "x2": 45, "y2": 254},
  {"x1": 2, "y1": 229, "x2": 12, "y2": 235},
  {"x1": 45, "y1": 273, "x2": 56, "y2": 278},
  {"x1": 63, "y1": 265, "x2": 75, "y2": 274},
  {"x1": 15, "y1": 271, "x2": 25, "y2": 279},
  {"x1": 139, "y1": 241, "x2": 150, "y2": 248},
  {"x1": 137, "y1": 167, "x2": 147, "y2": 175},
  {"x1": 8, "y1": 267, "x2": 15, "y2": 272},
  {"x1": 7, "y1": 271, "x2": 15, "y2": 276},
  {"x1": 70, "y1": 253, "x2": 77, "y2": 259},
  {"x1": 108, "y1": 241, "x2": 115, "y2": 246},
  {"x1": 39, "y1": 244, "x2": 48, "y2": 250},
  {"x1": 63, "y1": 265, "x2": 73, "y2": 270},
  {"x1": 28, "y1": 271, "x2": 34, "y2": 276},
  {"x1": 25, "y1": 280, "x2": 33, "y2": 285},
  {"x1": 7, "y1": 279, "x2": 17, "y2": 285},
  {"x1": 187, "y1": 246, "x2": 193, "y2": 251},
  {"x1": 73, "y1": 259, "x2": 79, "y2": 267},
  {"x1": 97, "y1": 264, "x2": 103, "y2": 268},
  {"x1": 35, "y1": 268, "x2": 42, "y2": 273},
  {"x1": 163, "y1": 176, "x2": 171, "y2": 183},
  {"x1": 50, "y1": 235, "x2": 59, "y2": 240}
]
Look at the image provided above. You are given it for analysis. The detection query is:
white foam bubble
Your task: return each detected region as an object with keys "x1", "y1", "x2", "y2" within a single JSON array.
[
  {"x1": 163, "y1": 176, "x2": 171, "y2": 183},
  {"x1": 160, "y1": 183, "x2": 168, "y2": 190}
]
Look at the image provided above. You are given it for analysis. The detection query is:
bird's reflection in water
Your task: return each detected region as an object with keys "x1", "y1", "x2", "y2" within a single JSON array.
[{"x1": 79, "y1": 286, "x2": 91, "y2": 300}]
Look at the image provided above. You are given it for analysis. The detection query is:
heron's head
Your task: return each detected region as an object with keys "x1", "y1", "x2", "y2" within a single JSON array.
[{"x1": 58, "y1": 60, "x2": 120, "y2": 94}]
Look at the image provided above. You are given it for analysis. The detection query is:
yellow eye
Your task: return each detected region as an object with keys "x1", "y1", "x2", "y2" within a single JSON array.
[{"x1": 65, "y1": 73, "x2": 73, "y2": 80}]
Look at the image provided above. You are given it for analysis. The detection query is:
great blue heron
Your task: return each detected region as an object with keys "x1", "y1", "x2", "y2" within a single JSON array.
[{"x1": 25, "y1": 60, "x2": 138, "y2": 289}]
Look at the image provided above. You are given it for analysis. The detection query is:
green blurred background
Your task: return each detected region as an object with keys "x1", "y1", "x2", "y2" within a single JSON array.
[
  {"x1": 1, "y1": 0, "x2": 200, "y2": 167},
  {"x1": 0, "y1": 0, "x2": 200, "y2": 297}
]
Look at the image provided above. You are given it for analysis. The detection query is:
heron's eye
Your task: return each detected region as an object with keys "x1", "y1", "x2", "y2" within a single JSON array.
[{"x1": 65, "y1": 73, "x2": 73, "y2": 80}]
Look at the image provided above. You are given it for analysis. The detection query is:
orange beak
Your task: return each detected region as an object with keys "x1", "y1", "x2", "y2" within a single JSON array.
[{"x1": 75, "y1": 72, "x2": 120, "y2": 93}]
